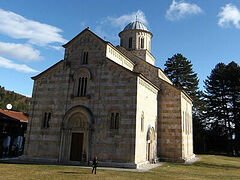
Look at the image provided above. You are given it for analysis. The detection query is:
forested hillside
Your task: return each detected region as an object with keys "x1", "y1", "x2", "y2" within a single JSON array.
[{"x1": 0, "y1": 86, "x2": 30, "y2": 113}]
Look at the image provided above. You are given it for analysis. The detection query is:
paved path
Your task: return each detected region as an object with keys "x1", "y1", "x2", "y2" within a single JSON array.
[
  {"x1": 0, "y1": 157, "x2": 164, "y2": 172},
  {"x1": 71, "y1": 162, "x2": 165, "y2": 172}
]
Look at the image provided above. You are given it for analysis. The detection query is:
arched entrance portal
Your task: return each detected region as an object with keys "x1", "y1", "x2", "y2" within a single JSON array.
[
  {"x1": 146, "y1": 127, "x2": 156, "y2": 163},
  {"x1": 59, "y1": 106, "x2": 94, "y2": 163}
]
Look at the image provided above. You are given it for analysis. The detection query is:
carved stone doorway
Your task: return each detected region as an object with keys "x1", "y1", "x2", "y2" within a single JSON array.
[
  {"x1": 59, "y1": 106, "x2": 94, "y2": 163},
  {"x1": 147, "y1": 127, "x2": 156, "y2": 163}
]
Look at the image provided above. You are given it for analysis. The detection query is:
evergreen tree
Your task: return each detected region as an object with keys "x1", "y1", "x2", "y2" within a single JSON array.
[
  {"x1": 225, "y1": 62, "x2": 240, "y2": 155},
  {"x1": 164, "y1": 53, "x2": 205, "y2": 153},
  {"x1": 204, "y1": 61, "x2": 240, "y2": 155},
  {"x1": 204, "y1": 63, "x2": 229, "y2": 129},
  {"x1": 164, "y1": 54, "x2": 199, "y2": 100}
]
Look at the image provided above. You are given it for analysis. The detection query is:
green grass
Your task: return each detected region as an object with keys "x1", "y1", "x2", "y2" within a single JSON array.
[{"x1": 0, "y1": 155, "x2": 240, "y2": 180}]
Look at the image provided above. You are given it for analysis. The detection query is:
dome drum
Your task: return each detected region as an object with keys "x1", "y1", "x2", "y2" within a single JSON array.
[{"x1": 119, "y1": 21, "x2": 152, "y2": 52}]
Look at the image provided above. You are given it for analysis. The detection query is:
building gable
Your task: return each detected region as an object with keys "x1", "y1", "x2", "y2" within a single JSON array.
[
  {"x1": 62, "y1": 28, "x2": 107, "y2": 49},
  {"x1": 31, "y1": 60, "x2": 64, "y2": 81},
  {"x1": 63, "y1": 29, "x2": 107, "y2": 69}
]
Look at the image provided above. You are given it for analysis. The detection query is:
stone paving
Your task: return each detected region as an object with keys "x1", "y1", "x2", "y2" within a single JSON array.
[
  {"x1": 0, "y1": 157, "x2": 164, "y2": 172},
  {"x1": 69, "y1": 162, "x2": 165, "y2": 172}
]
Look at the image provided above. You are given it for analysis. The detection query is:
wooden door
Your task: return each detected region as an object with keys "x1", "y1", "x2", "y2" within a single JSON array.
[{"x1": 70, "y1": 133, "x2": 84, "y2": 161}]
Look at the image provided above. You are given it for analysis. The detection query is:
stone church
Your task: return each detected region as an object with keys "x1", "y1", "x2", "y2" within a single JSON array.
[{"x1": 22, "y1": 21, "x2": 194, "y2": 168}]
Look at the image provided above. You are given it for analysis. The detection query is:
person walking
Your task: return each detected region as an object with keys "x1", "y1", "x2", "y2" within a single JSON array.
[{"x1": 92, "y1": 156, "x2": 98, "y2": 174}]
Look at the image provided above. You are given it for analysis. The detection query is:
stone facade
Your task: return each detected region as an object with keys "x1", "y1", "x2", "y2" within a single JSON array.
[{"x1": 23, "y1": 21, "x2": 194, "y2": 168}]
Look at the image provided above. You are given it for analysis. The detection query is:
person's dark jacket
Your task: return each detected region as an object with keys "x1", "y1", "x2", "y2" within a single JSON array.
[{"x1": 92, "y1": 158, "x2": 98, "y2": 167}]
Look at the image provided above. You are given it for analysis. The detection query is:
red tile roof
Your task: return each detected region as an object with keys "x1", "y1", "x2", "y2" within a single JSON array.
[{"x1": 0, "y1": 109, "x2": 28, "y2": 122}]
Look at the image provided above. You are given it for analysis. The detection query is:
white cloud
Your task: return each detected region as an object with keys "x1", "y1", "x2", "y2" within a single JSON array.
[
  {"x1": 218, "y1": 4, "x2": 240, "y2": 29},
  {"x1": 94, "y1": 10, "x2": 148, "y2": 43},
  {"x1": 166, "y1": 0, "x2": 203, "y2": 21},
  {"x1": 0, "y1": 56, "x2": 38, "y2": 73},
  {"x1": 0, "y1": 42, "x2": 43, "y2": 61},
  {"x1": 94, "y1": 25, "x2": 109, "y2": 40},
  {"x1": 106, "y1": 10, "x2": 148, "y2": 29},
  {"x1": 49, "y1": 45, "x2": 62, "y2": 50},
  {"x1": 0, "y1": 8, "x2": 67, "y2": 46}
]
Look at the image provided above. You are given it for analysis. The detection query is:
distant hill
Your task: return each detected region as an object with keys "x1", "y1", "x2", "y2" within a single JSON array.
[{"x1": 0, "y1": 86, "x2": 31, "y2": 113}]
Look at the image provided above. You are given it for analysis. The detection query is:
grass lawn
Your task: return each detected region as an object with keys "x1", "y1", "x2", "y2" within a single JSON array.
[{"x1": 0, "y1": 155, "x2": 240, "y2": 180}]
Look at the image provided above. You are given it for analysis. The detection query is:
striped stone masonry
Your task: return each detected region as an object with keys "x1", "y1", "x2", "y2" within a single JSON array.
[{"x1": 23, "y1": 27, "x2": 194, "y2": 168}]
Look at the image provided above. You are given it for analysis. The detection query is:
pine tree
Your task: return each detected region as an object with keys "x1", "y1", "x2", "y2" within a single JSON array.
[
  {"x1": 164, "y1": 53, "x2": 205, "y2": 153},
  {"x1": 225, "y1": 62, "x2": 240, "y2": 155},
  {"x1": 204, "y1": 63, "x2": 229, "y2": 153},
  {"x1": 204, "y1": 63, "x2": 228, "y2": 128},
  {"x1": 164, "y1": 54, "x2": 199, "y2": 97},
  {"x1": 204, "y1": 61, "x2": 240, "y2": 155}
]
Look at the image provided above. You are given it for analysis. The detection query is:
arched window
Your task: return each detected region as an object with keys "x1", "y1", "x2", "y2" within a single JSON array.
[
  {"x1": 138, "y1": 37, "x2": 141, "y2": 49},
  {"x1": 129, "y1": 37, "x2": 132, "y2": 49},
  {"x1": 110, "y1": 112, "x2": 120, "y2": 130},
  {"x1": 74, "y1": 67, "x2": 91, "y2": 97},
  {"x1": 42, "y1": 111, "x2": 51, "y2": 128},
  {"x1": 141, "y1": 111, "x2": 144, "y2": 132},
  {"x1": 77, "y1": 77, "x2": 87, "y2": 97},
  {"x1": 82, "y1": 51, "x2": 88, "y2": 64},
  {"x1": 141, "y1": 37, "x2": 144, "y2": 49}
]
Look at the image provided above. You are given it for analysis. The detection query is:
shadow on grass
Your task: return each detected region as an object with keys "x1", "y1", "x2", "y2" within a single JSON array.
[
  {"x1": 198, "y1": 153, "x2": 240, "y2": 158},
  {"x1": 194, "y1": 162, "x2": 240, "y2": 170}
]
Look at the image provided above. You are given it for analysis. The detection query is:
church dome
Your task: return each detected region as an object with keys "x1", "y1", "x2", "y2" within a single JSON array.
[
  {"x1": 118, "y1": 20, "x2": 153, "y2": 55},
  {"x1": 123, "y1": 21, "x2": 148, "y2": 32}
]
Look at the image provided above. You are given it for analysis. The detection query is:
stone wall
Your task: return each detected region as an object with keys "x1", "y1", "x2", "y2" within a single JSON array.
[
  {"x1": 106, "y1": 44, "x2": 135, "y2": 71},
  {"x1": 135, "y1": 77, "x2": 158, "y2": 163},
  {"x1": 24, "y1": 30, "x2": 140, "y2": 165},
  {"x1": 24, "y1": 61, "x2": 69, "y2": 160},
  {"x1": 119, "y1": 30, "x2": 152, "y2": 52},
  {"x1": 61, "y1": 30, "x2": 139, "y2": 163},
  {"x1": 131, "y1": 49, "x2": 155, "y2": 65},
  {"x1": 116, "y1": 46, "x2": 172, "y2": 84},
  {"x1": 116, "y1": 45, "x2": 194, "y2": 162},
  {"x1": 157, "y1": 80, "x2": 183, "y2": 162},
  {"x1": 181, "y1": 92, "x2": 194, "y2": 160},
  {"x1": 89, "y1": 59, "x2": 138, "y2": 163},
  {"x1": 24, "y1": 28, "x2": 194, "y2": 166}
]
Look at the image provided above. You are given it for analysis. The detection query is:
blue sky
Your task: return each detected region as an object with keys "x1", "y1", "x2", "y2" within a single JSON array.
[{"x1": 0, "y1": 0, "x2": 240, "y2": 97}]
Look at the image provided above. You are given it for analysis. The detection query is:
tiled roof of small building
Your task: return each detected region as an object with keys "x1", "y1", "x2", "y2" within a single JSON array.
[
  {"x1": 0, "y1": 109, "x2": 28, "y2": 122},
  {"x1": 123, "y1": 21, "x2": 148, "y2": 31}
]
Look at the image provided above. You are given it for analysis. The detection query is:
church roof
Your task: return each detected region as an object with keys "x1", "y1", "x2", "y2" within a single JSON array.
[{"x1": 123, "y1": 21, "x2": 148, "y2": 31}]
